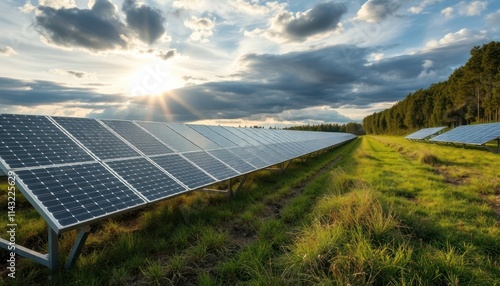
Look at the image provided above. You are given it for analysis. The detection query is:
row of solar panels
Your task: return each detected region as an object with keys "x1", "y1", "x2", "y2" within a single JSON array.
[
  {"x1": 0, "y1": 114, "x2": 356, "y2": 233},
  {"x1": 405, "y1": 122, "x2": 500, "y2": 145}
]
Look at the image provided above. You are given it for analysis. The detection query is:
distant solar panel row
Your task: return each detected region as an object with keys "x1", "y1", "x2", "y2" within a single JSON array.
[
  {"x1": 0, "y1": 114, "x2": 356, "y2": 233},
  {"x1": 430, "y1": 123, "x2": 500, "y2": 145},
  {"x1": 405, "y1": 126, "x2": 446, "y2": 140}
]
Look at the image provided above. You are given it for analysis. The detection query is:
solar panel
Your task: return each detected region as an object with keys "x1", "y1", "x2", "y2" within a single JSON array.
[
  {"x1": 101, "y1": 120, "x2": 173, "y2": 155},
  {"x1": 15, "y1": 163, "x2": 145, "y2": 231},
  {"x1": 224, "y1": 127, "x2": 261, "y2": 146},
  {"x1": 405, "y1": 126, "x2": 446, "y2": 140},
  {"x1": 208, "y1": 149, "x2": 256, "y2": 173},
  {"x1": 189, "y1": 125, "x2": 238, "y2": 148},
  {"x1": 182, "y1": 151, "x2": 239, "y2": 180},
  {"x1": 229, "y1": 147, "x2": 269, "y2": 169},
  {"x1": 430, "y1": 123, "x2": 500, "y2": 145},
  {"x1": 52, "y1": 116, "x2": 140, "y2": 160},
  {"x1": 207, "y1": 126, "x2": 252, "y2": 147},
  {"x1": 166, "y1": 123, "x2": 221, "y2": 150},
  {"x1": 105, "y1": 158, "x2": 187, "y2": 202},
  {"x1": 136, "y1": 121, "x2": 201, "y2": 153},
  {"x1": 0, "y1": 114, "x2": 94, "y2": 169},
  {"x1": 151, "y1": 154, "x2": 216, "y2": 189}
]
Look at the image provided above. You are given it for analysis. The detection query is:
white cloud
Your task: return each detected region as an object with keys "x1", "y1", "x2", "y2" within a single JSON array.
[
  {"x1": 0, "y1": 46, "x2": 17, "y2": 56},
  {"x1": 486, "y1": 9, "x2": 500, "y2": 25},
  {"x1": 408, "y1": 0, "x2": 440, "y2": 14},
  {"x1": 184, "y1": 16, "x2": 215, "y2": 43},
  {"x1": 39, "y1": 0, "x2": 76, "y2": 9},
  {"x1": 458, "y1": 1, "x2": 487, "y2": 16},
  {"x1": 441, "y1": 7, "x2": 454, "y2": 18},
  {"x1": 354, "y1": 0, "x2": 402, "y2": 23},
  {"x1": 422, "y1": 59, "x2": 433, "y2": 70},
  {"x1": 19, "y1": 0, "x2": 36, "y2": 13},
  {"x1": 425, "y1": 28, "x2": 486, "y2": 48},
  {"x1": 439, "y1": 1, "x2": 487, "y2": 19}
]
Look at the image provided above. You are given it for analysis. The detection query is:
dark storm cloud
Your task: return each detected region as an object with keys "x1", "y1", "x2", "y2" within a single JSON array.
[
  {"x1": 285, "y1": 2, "x2": 347, "y2": 40},
  {"x1": 122, "y1": 0, "x2": 166, "y2": 44},
  {"x1": 35, "y1": 0, "x2": 128, "y2": 51},
  {"x1": 0, "y1": 77, "x2": 126, "y2": 106},
  {"x1": 34, "y1": 0, "x2": 166, "y2": 52}
]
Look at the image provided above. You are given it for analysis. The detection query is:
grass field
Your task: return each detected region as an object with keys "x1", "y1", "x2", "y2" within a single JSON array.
[{"x1": 0, "y1": 136, "x2": 499, "y2": 285}]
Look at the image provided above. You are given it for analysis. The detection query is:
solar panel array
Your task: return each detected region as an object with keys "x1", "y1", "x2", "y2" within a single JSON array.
[
  {"x1": 430, "y1": 123, "x2": 500, "y2": 145},
  {"x1": 405, "y1": 126, "x2": 446, "y2": 140},
  {"x1": 0, "y1": 114, "x2": 356, "y2": 233}
]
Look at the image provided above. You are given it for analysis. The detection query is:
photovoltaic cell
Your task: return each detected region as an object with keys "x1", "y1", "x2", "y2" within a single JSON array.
[
  {"x1": 189, "y1": 125, "x2": 238, "y2": 148},
  {"x1": 405, "y1": 127, "x2": 446, "y2": 140},
  {"x1": 0, "y1": 114, "x2": 94, "y2": 169},
  {"x1": 53, "y1": 116, "x2": 140, "y2": 160},
  {"x1": 166, "y1": 123, "x2": 221, "y2": 150},
  {"x1": 208, "y1": 126, "x2": 251, "y2": 147},
  {"x1": 106, "y1": 158, "x2": 187, "y2": 202},
  {"x1": 208, "y1": 149, "x2": 256, "y2": 173},
  {"x1": 182, "y1": 151, "x2": 239, "y2": 180},
  {"x1": 152, "y1": 154, "x2": 215, "y2": 189},
  {"x1": 230, "y1": 147, "x2": 269, "y2": 168},
  {"x1": 430, "y1": 123, "x2": 500, "y2": 145},
  {"x1": 101, "y1": 120, "x2": 173, "y2": 155},
  {"x1": 15, "y1": 163, "x2": 145, "y2": 230},
  {"x1": 136, "y1": 121, "x2": 201, "y2": 153}
]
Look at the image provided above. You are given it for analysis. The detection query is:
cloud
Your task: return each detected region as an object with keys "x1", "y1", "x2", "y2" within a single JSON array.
[
  {"x1": 441, "y1": 7, "x2": 454, "y2": 18},
  {"x1": 457, "y1": 1, "x2": 487, "y2": 16},
  {"x1": 35, "y1": 0, "x2": 129, "y2": 52},
  {"x1": 486, "y1": 9, "x2": 500, "y2": 25},
  {"x1": 184, "y1": 16, "x2": 215, "y2": 43},
  {"x1": 247, "y1": 106, "x2": 354, "y2": 123},
  {"x1": 157, "y1": 49, "x2": 177, "y2": 60},
  {"x1": 140, "y1": 48, "x2": 178, "y2": 60},
  {"x1": 441, "y1": 1, "x2": 488, "y2": 19},
  {"x1": 49, "y1": 69, "x2": 96, "y2": 79},
  {"x1": 0, "y1": 77, "x2": 126, "y2": 106},
  {"x1": 354, "y1": 0, "x2": 403, "y2": 23},
  {"x1": 34, "y1": 0, "x2": 166, "y2": 52},
  {"x1": 0, "y1": 46, "x2": 16, "y2": 56},
  {"x1": 425, "y1": 28, "x2": 486, "y2": 48},
  {"x1": 408, "y1": 0, "x2": 439, "y2": 14},
  {"x1": 85, "y1": 41, "x2": 484, "y2": 123},
  {"x1": 249, "y1": 1, "x2": 347, "y2": 42},
  {"x1": 122, "y1": 0, "x2": 166, "y2": 44}
]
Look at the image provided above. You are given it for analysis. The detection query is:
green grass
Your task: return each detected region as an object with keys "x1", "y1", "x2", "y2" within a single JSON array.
[{"x1": 1, "y1": 136, "x2": 499, "y2": 285}]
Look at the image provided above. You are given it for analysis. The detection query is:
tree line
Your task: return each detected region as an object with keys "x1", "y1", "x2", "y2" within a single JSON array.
[
  {"x1": 285, "y1": 122, "x2": 364, "y2": 135},
  {"x1": 363, "y1": 41, "x2": 500, "y2": 135}
]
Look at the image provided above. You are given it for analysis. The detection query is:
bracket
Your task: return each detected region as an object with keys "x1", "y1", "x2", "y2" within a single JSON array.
[
  {"x1": 202, "y1": 174, "x2": 249, "y2": 197},
  {"x1": 0, "y1": 224, "x2": 91, "y2": 271}
]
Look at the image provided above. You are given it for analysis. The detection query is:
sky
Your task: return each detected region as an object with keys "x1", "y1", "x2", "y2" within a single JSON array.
[{"x1": 0, "y1": 0, "x2": 499, "y2": 127}]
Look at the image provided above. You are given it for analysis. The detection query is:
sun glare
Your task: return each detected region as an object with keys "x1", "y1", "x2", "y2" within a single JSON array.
[{"x1": 128, "y1": 64, "x2": 184, "y2": 97}]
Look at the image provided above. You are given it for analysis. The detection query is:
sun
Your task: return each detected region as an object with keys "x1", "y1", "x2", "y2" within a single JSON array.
[{"x1": 128, "y1": 63, "x2": 184, "y2": 97}]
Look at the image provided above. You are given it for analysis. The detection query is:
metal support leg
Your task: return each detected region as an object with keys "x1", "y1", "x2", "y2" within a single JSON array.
[
  {"x1": 233, "y1": 174, "x2": 248, "y2": 195},
  {"x1": 65, "y1": 225, "x2": 90, "y2": 270},
  {"x1": 497, "y1": 139, "x2": 500, "y2": 154},
  {"x1": 48, "y1": 227, "x2": 59, "y2": 271},
  {"x1": 228, "y1": 179, "x2": 233, "y2": 198}
]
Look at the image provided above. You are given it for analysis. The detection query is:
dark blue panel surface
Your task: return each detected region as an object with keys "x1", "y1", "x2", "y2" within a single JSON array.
[
  {"x1": 16, "y1": 163, "x2": 145, "y2": 229},
  {"x1": 0, "y1": 114, "x2": 93, "y2": 169},
  {"x1": 106, "y1": 158, "x2": 187, "y2": 202},
  {"x1": 101, "y1": 120, "x2": 173, "y2": 155},
  {"x1": 152, "y1": 154, "x2": 215, "y2": 189},
  {"x1": 53, "y1": 116, "x2": 139, "y2": 160}
]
